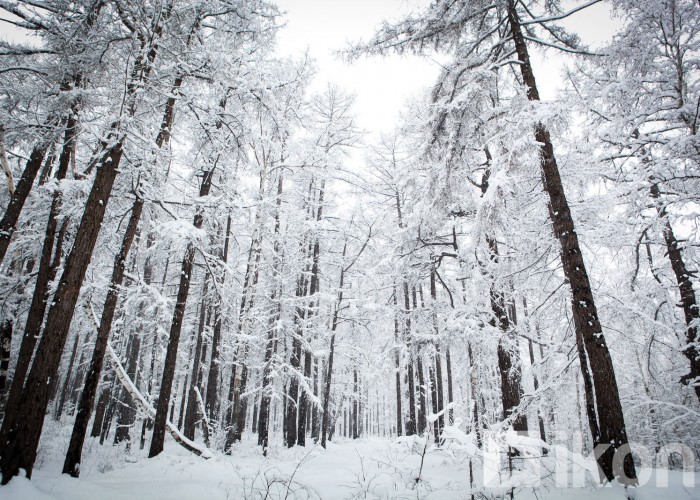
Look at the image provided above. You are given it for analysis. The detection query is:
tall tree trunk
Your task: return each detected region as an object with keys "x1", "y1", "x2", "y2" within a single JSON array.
[
  {"x1": 311, "y1": 358, "x2": 320, "y2": 441},
  {"x1": 114, "y1": 328, "x2": 142, "y2": 448},
  {"x1": 91, "y1": 371, "x2": 113, "y2": 439},
  {"x1": 2, "y1": 112, "x2": 76, "y2": 428},
  {"x1": 413, "y1": 287, "x2": 427, "y2": 435},
  {"x1": 204, "y1": 213, "x2": 232, "y2": 424},
  {"x1": 183, "y1": 279, "x2": 209, "y2": 441},
  {"x1": 54, "y1": 333, "x2": 80, "y2": 421},
  {"x1": 352, "y1": 369, "x2": 359, "y2": 439},
  {"x1": 63, "y1": 194, "x2": 143, "y2": 475},
  {"x1": 0, "y1": 320, "x2": 12, "y2": 403},
  {"x1": 649, "y1": 183, "x2": 700, "y2": 401},
  {"x1": 428, "y1": 361, "x2": 439, "y2": 441},
  {"x1": 393, "y1": 288, "x2": 403, "y2": 437},
  {"x1": 403, "y1": 282, "x2": 417, "y2": 436},
  {"x1": 0, "y1": 135, "x2": 126, "y2": 483},
  {"x1": 149, "y1": 169, "x2": 213, "y2": 458},
  {"x1": 0, "y1": 141, "x2": 54, "y2": 267},
  {"x1": 258, "y1": 175, "x2": 284, "y2": 453},
  {"x1": 321, "y1": 242, "x2": 348, "y2": 448},
  {"x1": 445, "y1": 346, "x2": 454, "y2": 425},
  {"x1": 0, "y1": 21, "x2": 167, "y2": 482},
  {"x1": 507, "y1": 1, "x2": 635, "y2": 483},
  {"x1": 0, "y1": 0, "x2": 104, "y2": 269},
  {"x1": 226, "y1": 169, "x2": 268, "y2": 450},
  {"x1": 285, "y1": 182, "x2": 316, "y2": 448}
]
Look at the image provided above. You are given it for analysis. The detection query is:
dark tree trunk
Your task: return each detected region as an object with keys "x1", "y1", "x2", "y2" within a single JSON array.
[
  {"x1": 100, "y1": 385, "x2": 118, "y2": 445},
  {"x1": 0, "y1": 134, "x2": 126, "y2": 483},
  {"x1": 295, "y1": 181, "x2": 323, "y2": 448},
  {"x1": 413, "y1": 287, "x2": 427, "y2": 435},
  {"x1": 352, "y1": 370, "x2": 359, "y2": 439},
  {"x1": 227, "y1": 173, "x2": 268, "y2": 451},
  {"x1": 183, "y1": 279, "x2": 209, "y2": 441},
  {"x1": 320, "y1": 244, "x2": 346, "y2": 448},
  {"x1": 650, "y1": 183, "x2": 700, "y2": 401},
  {"x1": 2, "y1": 113, "x2": 76, "y2": 428},
  {"x1": 428, "y1": 362, "x2": 439, "y2": 442},
  {"x1": 114, "y1": 331, "x2": 141, "y2": 448},
  {"x1": 91, "y1": 373, "x2": 112, "y2": 439},
  {"x1": 0, "y1": 19, "x2": 167, "y2": 481},
  {"x1": 149, "y1": 169, "x2": 213, "y2": 458},
  {"x1": 0, "y1": 142, "x2": 53, "y2": 267},
  {"x1": 204, "y1": 213, "x2": 231, "y2": 424},
  {"x1": 0, "y1": 320, "x2": 11, "y2": 400},
  {"x1": 445, "y1": 346, "x2": 454, "y2": 425},
  {"x1": 258, "y1": 177, "x2": 283, "y2": 452},
  {"x1": 528, "y1": 338, "x2": 547, "y2": 445},
  {"x1": 467, "y1": 342, "x2": 482, "y2": 447},
  {"x1": 54, "y1": 333, "x2": 80, "y2": 421},
  {"x1": 507, "y1": 0, "x2": 636, "y2": 484},
  {"x1": 311, "y1": 358, "x2": 320, "y2": 442},
  {"x1": 429, "y1": 271, "x2": 445, "y2": 435},
  {"x1": 63, "y1": 194, "x2": 143, "y2": 476},
  {"x1": 393, "y1": 289, "x2": 403, "y2": 437},
  {"x1": 434, "y1": 347, "x2": 445, "y2": 431},
  {"x1": 403, "y1": 283, "x2": 417, "y2": 436}
]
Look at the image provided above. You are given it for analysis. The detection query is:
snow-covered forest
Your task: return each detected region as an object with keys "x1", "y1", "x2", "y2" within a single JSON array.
[{"x1": 0, "y1": 0, "x2": 698, "y2": 498}]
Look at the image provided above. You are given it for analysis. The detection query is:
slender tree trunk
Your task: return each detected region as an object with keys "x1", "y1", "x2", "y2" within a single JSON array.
[
  {"x1": 393, "y1": 289, "x2": 403, "y2": 437},
  {"x1": 467, "y1": 342, "x2": 482, "y2": 447},
  {"x1": 403, "y1": 283, "x2": 417, "y2": 436},
  {"x1": 649, "y1": 183, "x2": 700, "y2": 401},
  {"x1": 507, "y1": 1, "x2": 635, "y2": 483},
  {"x1": 204, "y1": 213, "x2": 231, "y2": 424},
  {"x1": 352, "y1": 369, "x2": 359, "y2": 439},
  {"x1": 258, "y1": 175, "x2": 284, "y2": 452},
  {"x1": 54, "y1": 333, "x2": 80, "y2": 421},
  {"x1": 0, "y1": 320, "x2": 12, "y2": 402},
  {"x1": 311, "y1": 358, "x2": 320, "y2": 441},
  {"x1": 321, "y1": 242, "x2": 348, "y2": 448},
  {"x1": 445, "y1": 346, "x2": 454, "y2": 425},
  {"x1": 413, "y1": 287, "x2": 427, "y2": 435},
  {"x1": 91, "y1": 373, "x2": 112, "y2": 438},
  {"x1": 183, "y1": 279, "x2": 209, "y2": 440},
  {"x1": 149, "y1": 169, "x2": 213, "y2": 458},
  {"x1": 0, "y1": 141, "x2": 54, "y2": 267},
  {"x1": 527, "y1": 338, "x2": 547, "y2": 445},
  {"x1": 428, "y1": 361, "x2": 439, "y2": 442},
  {"x1": 114, "y1": 331, "x2": 141, "y2": 448}
]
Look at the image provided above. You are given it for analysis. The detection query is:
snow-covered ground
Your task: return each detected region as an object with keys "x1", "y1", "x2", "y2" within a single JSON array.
[{"x1": 2, "y1": 428, "x2": 699, "y2": 500}]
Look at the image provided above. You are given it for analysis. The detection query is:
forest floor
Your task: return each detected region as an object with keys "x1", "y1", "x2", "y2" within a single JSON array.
[{"x1": 1, "y1": 424, "x2": 699, "y2": 499}]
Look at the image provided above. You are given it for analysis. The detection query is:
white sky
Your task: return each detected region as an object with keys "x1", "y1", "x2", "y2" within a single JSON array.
[{"x1": 274, "y1": 0, "x2": 618, "y2": 137}]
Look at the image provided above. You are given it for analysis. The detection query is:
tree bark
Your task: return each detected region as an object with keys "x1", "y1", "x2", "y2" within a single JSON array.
[
  {"x1": 258, "y1": 175, "x2": 283, "y2": 452},
  {"x1": 2, "y1": 113, "x2": 76, "y2": 427},
  {"x1": 649, "y1": 183, "x2": 700, "y2": 401},
  {"x1": 183, "y1": 279, "x2": 209, "y2": 441},
  {"x1": 149, "y1": 169, "x2": 213, "y2": 458},
  {"x1": 507, "y1": 0, "x2": 635, "y2": 483},
  {"x1": 204, "y1": 213, "x2": 231, "y2": 425},
  {"x1": 54, "y1": 333, "x2": 80, "y2": 421},
  {"x1": 63, "y1": 194, "x2": 143, "y2": 475},
  {"x1": 393, "y1": 288, "x2": 403, "y2": 437},
  {"x1": 403, "y1": 282, "x2": 417, "y2": 436}
]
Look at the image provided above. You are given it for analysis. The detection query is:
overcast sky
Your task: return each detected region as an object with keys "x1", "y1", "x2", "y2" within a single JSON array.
[{"x1": 274, "y1": 0, "x2": 618, "y2": 137}]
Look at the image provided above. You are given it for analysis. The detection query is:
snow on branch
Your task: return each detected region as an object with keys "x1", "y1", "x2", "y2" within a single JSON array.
[
  {"x1": 107, "y1": 341, "x2": 213, "y2": 459},
  {"x1": 520, "y1": 0, "x2": 603, "y2": 26}
]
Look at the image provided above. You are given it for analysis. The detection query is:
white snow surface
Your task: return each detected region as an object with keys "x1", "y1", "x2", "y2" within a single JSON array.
[{"x1": 1, "y1": 431, "x2": 698, "y2": 499}]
